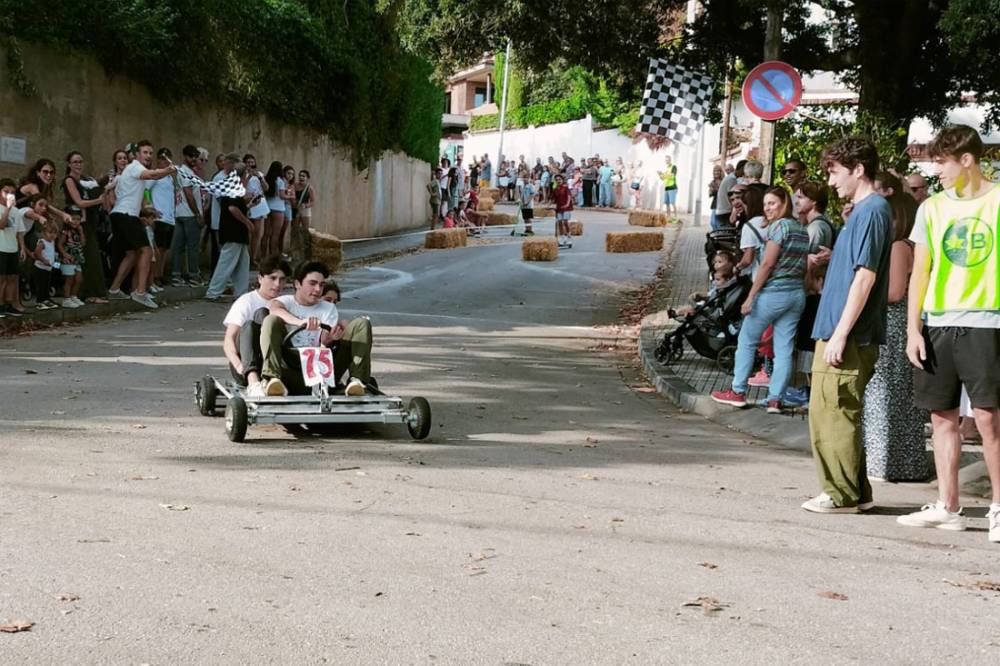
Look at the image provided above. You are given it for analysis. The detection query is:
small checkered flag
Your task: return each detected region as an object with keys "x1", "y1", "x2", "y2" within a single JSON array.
[
  {"x1": 188, "y1": 170, "x2": 246, "y2": 198},
  {"x1": 638, "y1": 59, "x2": 714, "y2": 145}
]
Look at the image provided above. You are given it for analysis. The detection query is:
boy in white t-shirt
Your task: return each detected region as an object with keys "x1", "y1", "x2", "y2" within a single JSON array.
[
  {"x1": 221, "y1": 255, "x2": 291, "y2": 398},
  {"x1": 260, "y1": 261, "x2": 373, "y2": 397}
]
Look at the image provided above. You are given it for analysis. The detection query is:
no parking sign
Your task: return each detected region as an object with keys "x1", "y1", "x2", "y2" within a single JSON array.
[{"x1": 742, "y1": 61, "x2": 803, "y2": 121}]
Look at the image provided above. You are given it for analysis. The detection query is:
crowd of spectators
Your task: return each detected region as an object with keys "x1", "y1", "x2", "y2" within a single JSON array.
[{"x1": 0, "y1": 143, "x2": 317, "y2": 316}]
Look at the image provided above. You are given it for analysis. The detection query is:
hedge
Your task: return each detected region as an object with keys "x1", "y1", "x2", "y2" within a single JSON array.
[{"x1": 0, "y1": 0, "x2": 441, "y2": 167}]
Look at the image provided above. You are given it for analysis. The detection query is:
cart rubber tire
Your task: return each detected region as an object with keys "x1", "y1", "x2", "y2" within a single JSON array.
[
  {"x1": 225, "y1": 397, "x2": 248, "y2": 443},
  {"x1": 197, "y1": 375, "x2": 217, "y2": 416},
  {"x1": 406, "y1": 397, "x2": 432, "y2": 440}
]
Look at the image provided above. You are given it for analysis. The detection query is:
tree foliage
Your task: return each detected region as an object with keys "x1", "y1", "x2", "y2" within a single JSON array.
[{"x1": 0, "y1": 0, "x2": 442, "y2": 166}]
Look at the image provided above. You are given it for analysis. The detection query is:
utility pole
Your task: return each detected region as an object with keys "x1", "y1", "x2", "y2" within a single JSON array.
[
  {"x1": 720, "y1": 61, "x2": 733, "y2": 163},
  {"x1": 494, "y1": 40, "x2": 512, "y2": 188},
  {"x1": 758, "y1": 1, "x2": 783, "y2": 184}
]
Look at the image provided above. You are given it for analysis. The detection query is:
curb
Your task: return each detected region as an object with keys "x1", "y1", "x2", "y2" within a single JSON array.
[{"x1": 637, "y1": 323, "x2": 812, "y2": 452}]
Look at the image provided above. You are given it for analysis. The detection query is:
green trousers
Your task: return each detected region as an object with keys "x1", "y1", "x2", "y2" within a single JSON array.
[
  {"x1": 808, "y1": 339, "x2": 879, "y2": 507},
  {"x1": 260, "y1": 314, "x2": 373, "y2": 393}
]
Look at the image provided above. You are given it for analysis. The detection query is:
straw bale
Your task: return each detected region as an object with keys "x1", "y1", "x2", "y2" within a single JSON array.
[
  {"x1": 477, "y1": 197, "x2": 495, "y2": 211},
  {"x1": 605, "y1": 231, "x2": 664, "y2": 253},
  {"x1": 307, "y1": 230, "x2": 343, "y2": 272},
  {"x1": 522, "y1": 237, "x2": 559, "y2": 262},
  {"x1": 568, "y1": 220, "x2": 584, "y2": 236},
  {"x1": 481, "y1": 187, "x2": 502, "y2": 201},
  {"x1": 486, "y1": 212, "x2": 515, "y2": 226},
  {"x1": 425, "y1": 228, "x2": 467, "y2": 249},
  {"x1": 628, "y1": 209, "x2": 669, "y2": 227},
  {"x1": 533, "y1": 207, "x2": 556, "y2": 218}
]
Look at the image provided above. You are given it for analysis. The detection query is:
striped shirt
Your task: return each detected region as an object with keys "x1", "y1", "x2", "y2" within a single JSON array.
[{"x1": 764, "y1": 217, "x2": 809, "y2": 291}]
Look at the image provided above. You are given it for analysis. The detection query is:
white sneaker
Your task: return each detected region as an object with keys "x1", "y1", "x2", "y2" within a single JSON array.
[
  {"x1": 896, "y1": 501, "x2": 966, "y2": 531},
  {"x1": 801, "y1": 492, "x2": 860, "y2": 514},
  {"x1": 131, "y1": 292, "x2": 159, "y2": 309},
  {"x1": 61, "y1": 297, "x2": 80, "y2": 309},
  {"x1": 246, "y1": 380, "x2": 267, "y2": 399},
  {"x1": 149, "y1": 283, "x2": 164, "y2": 293},
  {"x1": 988, "y1": 504, "x2": 1000, "y2": 543},
  {"x1": 345, "y1": 377, "x2": 366, "y2": 396},
  {"x1": 71, "y1": 297, "x2": 85, "y2": 307},
  {"x1": 265, "y1": 377, "x2": 287, "y2": 396}
]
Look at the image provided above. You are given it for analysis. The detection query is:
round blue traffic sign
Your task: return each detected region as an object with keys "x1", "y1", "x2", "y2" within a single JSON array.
[{"x1": 742, "y1": 61, "x2": 803, "y2": 121}]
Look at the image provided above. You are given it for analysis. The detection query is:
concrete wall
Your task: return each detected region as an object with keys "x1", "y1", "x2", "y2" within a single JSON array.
[{"x1": 0, "y1": 44, "x2": 430, "y2": 240}]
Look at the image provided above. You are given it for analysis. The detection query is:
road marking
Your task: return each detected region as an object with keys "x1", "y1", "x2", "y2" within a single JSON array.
[
  {"x1": 341, "y1": 267, "x2": 414, "y2": 298},
  {"x1": 518, "y1": 260, "x2": 643, "y2": 290}
]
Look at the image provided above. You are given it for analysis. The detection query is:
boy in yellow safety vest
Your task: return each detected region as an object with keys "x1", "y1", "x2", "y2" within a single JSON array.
[{"x1": 900, "y1": 125, "x2": 1000, "y2": 542}]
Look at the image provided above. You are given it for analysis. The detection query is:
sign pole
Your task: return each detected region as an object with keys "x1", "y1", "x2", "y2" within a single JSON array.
[
  {"x1": 758, "y1": 2, "x2": 783, "y2": 184},
  {"x1": 494, "y1": 40, "x2": 512, "y2": 189},
  {"x1": 692, "y1": 123, "x2": 705, "y2": 227}
]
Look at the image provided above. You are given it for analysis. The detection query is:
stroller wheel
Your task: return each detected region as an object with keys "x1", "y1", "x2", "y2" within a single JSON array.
[
  {"x1": 716, "y1": 345, "x2": 737, "y2": 373},
  {"x1": 668, "y1": 344, "x2": 684, "y2": 363}
]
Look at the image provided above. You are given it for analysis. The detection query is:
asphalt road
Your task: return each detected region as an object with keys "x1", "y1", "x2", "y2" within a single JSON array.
[{"x1": 2, "y1": 210, "x2": 998, "y2": 664}]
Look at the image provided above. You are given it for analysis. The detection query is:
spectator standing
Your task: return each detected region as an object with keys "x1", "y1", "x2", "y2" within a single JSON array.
[
  {"x1": 263, "y1": 161, "x2": 288, "y2": 259},
  {"x1": 742, "y1": 160, "x2": 764, "y2": 184},
  {"x1": 801, "y1": 137, "x2": 892, "y2": 514},
  {"x1": 205, "y1": 154, "x2": 227, "y2": 271},
  {"x1": 427, "y1": 168, "x2": 442, "y2": 228},
  {"x1": 899, "y1": 125, "x2": 1000, "y2": 539},
  {"x1": 106, "y1": 140, "x2": 177, "y2": 309},
  {"x1": 553, "y1": 174, "x2": 573, "y2": 249},
  {"x1": 714, "y1": 160, "x2": 745, "y2": 229},
  {"x1": 658, "y1": 156, "x2": 678, "y2": 218},
  {"x1": 469, "y1": 159, "x2": 480, "y2": 192},
  {"x1": 580, "y1": 159, "x2": 597, "y2": 207},
  {"x1": 905, "y1": 173, "x2": 930, "y2": 203},
  {"x1": 57, "y1": 207, "x2": 86, "y2": 307},
  {"x1": 31, "y1": 221, "x2": 59, "y2": 310},
  {"x1": 733, "y1": 184, "x2": 767, "y2": 279},
  {"x1": 862, "y1": 172, "x2": 928, "y2": 481},
  {"x1": 597, "y1": 160, "x2": 614, "y2": 207},
  {"x1": 613, "y1": 157, "x2": 626, "y2": 209},
  {"x1": 146, "y1": 148, "x2": 177, "y2": 292},
  {"x1": 781, "y1": 158, "x2": 808, "y2": 217},
  {"x1": 62, "y1": 151, "x2": 108, "y2": 303},
  {"x1": 480, "y1": 155, "x2": 492, "y2": 188},
  {"x1": 708, "y1": 164, "x2": 723, "y2": 224},
  {"x1": 17, "y1": 159, "x2": 71, "y2": 225},
  {"x1": 796, "y1": 181, "x2": 835, "y2": 253},
  {"x1": 171, "y1": 145, "x2": 204, "y2": 285},
  {"x1": 448, "y1": 165, "x2": 461, "y2": 211},
  {"x1": 280, "y1": 165, "x2": 296, "y2": 253},
  {"x1": 0, "y1": 179, "x2": 26, "y2": 316},
  {"x1": 244, "y1": 154, "x2": 270, "y2": 267},
  {"x1": 205, "y1": 159, "x2": 253, "y2": 301},
  {"x1": 712, "y1": 187, "x2": 808, "y2": 413},
  {"x1": 628, "y1": 161, "x2": 644, "y2": 209},
  {"x1": 294, "y1": 170, "x2": 315, "y2": 230}
]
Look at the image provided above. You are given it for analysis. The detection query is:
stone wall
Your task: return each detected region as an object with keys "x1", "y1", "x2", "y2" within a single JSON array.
[{"x1": 0, "y1": 44, "x2": 430, "y2": 239}]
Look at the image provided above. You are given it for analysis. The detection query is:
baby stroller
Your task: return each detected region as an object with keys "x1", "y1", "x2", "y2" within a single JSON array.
[
  {"x1": 704, "y1": 228, "x2": 740, "y2": 272},
  {"x1": 655, "y1": 275, "x2": 751, "y2": 372}
]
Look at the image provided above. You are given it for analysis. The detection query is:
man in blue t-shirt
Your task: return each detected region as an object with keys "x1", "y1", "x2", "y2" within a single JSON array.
[{"x1": 801, "y1": 136, "x2": 892, "y2": 515}]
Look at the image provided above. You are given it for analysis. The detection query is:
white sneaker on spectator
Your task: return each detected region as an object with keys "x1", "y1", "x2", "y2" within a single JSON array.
[
  {"x1": 800, "y1": 492, "x2": 860, "y2": 514},
  {"x1": 345, "y1": 377, "x2": 366, "y2": 396},
  {"x1": 149, "y1": 283, "x2": 164, "y2": 293},
  {"x1": 987, "y1": 504, "x2": 1000, "y2": 543},
  {"x1": 896, "y1": 501, "x2": 966, "y2": 530},
  {"x1": 246, "y1": 381, "x2": 268, "y2": 399},
  {"x1": 71, "y1": 297, "x2": 85, "y2": 307},
  {"x1": 265, "y1": 377, "x2": 287, "y2": 396},
  {"x1": 61, "y1": 298, "x2": 80, "y2": 309},
  {"x1": 108, "y1": 289, "x2": 129, "y2": 300},
  {"x1": 131, "y1": 292, "x2": 159, "y2": 309}
]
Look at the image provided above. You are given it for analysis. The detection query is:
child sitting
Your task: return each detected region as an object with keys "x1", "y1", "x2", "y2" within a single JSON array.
[
  {"x1": 456, "y1": 201, "x2": 480, "y2": 236},
  {"x1": 464, "y1": 189, "x2": 488, "y2": 229},
  {"x1": 57, "y1": 207, "x2": 86, "y2": 308},
  {"x1": 442, "y1": 208, "x2": 456, "y2": 229},
  {"x1": 671, "y1": 250, "x2": 737, "y2": 319},
  {"x1": 32, "y1": 222, "x2": 60, "y2": 310}
]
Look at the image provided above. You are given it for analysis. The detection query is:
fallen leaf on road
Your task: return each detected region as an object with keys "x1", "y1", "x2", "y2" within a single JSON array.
[
  {"x1": 58, "y1": 594, "x2": 80, "y2": 602},
  {"x1": 578, "y1": 473, "x2": 598, "y2": 481},
  {"x1": 698, "y1": 562, "x2": 718, "y2": 570},
  {"x1": 159, "y1": 503, "x2": 189, "y2": 511},
  {"x1": 0, "y1": 620, "x2": 33, "y2": 633},
  {"x1": 976, "y1": 580, "x2": 1000, "y2": 592},
  {"x1": 682, "y1": 596, "x2": 727, "y2": 615},
  {"x1": 610, "y1": 517, "x2": 624, "y2": 523},
  {"x1": 334, "y1": 466, "x2": 361, "y2": 472},
  {"x1": 24, "y1": 369, "x2": 38, "y2": 375},
  {"x1": 585, "y1": 436, "x2": 599, "y2": 444},
  {"x1": 818, "y1": 591, "x2": 848, "y2": 601},
  {"x1": 76, "y1": 538, "x2": 110, "y2": 543},
  {"x1": 405, "y1": 532, "x2": 421, "y2": 536},
  {"x1": 630, "y1": 386, "x2": 657, "y2": 393},
  {"x1": 132, "y1": 424, "x2": 147, "y2": 429},
  {"x1": 127, "y1": 475, "x2": 159, "y2": 481},
  {"x1": 512, "y1": 416, "x2": 528, "y2": 420},
  {"x1": 50, "y1": 410, "x2": 65, "y2": 416}
]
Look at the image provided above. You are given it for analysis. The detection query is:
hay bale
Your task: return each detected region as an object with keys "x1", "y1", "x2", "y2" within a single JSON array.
[
  {"x1": 628, "y1": 209, "x2": 669, "y2": 227},
  {"x1": 568, "y1": 220, "x2": 584, "y2": 236},
  {"x1": 478, "y1": 197, "x2": 495, "y2": 211},
  {"x1": 307, "y1": 230, "x2": 343, "y2": 272},
  {"x1": 485, "y1": 212, "x2": 515, "y2": 227},
  {"x1": 425, "y1": 228, "x2": 467, "y2": 249},
  {"x1": 532, "y1": 207, "x2": 556, "y2": 218},
  {"x1": 605, "y1": 231, "x2": 664, "y2": 253},
  {"x1": 522, "y1": 237, "x2": 559, "y2": 262},
  {"x1": 481, "y1": 187, "x2": 502, "y2": 201}
]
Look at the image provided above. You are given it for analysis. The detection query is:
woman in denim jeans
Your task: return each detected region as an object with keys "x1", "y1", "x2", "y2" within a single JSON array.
[{"x1": 712, "y1": 187, "x2": 809, "y2": 413}]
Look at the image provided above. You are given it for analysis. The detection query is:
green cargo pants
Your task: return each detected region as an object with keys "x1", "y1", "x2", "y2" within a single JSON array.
[
  {"x1": 260, "y1": 314, "x2": 373, "y2": 394},
  {"x1": 808, "y1": 339, "x2": 880, "y2": 507}
]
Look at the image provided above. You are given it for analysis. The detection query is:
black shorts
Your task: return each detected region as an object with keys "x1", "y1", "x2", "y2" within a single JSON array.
[
  {"x1": 0, "y1": 251, "x2": 18, "y2": 276},
  {"x1": 521, "y1": 207, "x2": 534, "y2": 220},
  {"x1": 110, "y1": 212, "x2": 148, "y2": 252},
  {"x1": 154, "y1": 221, "x2": 175, "y2": 249},
  {"x1": 913, "y1": 326, "x2": 1000, "y2": 411}
]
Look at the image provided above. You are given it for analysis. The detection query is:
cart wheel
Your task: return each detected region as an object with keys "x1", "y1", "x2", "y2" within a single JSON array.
[
  {"x1": 225, "y1": 397, "x2": 248, "y2": 443},
  {"x1": 406, "y1": 397, "x2": 432, "y2": 440},
  {"x1": 197, "y1": 375, "x2": 217, "y2": 416},
  {"x1": 716, "y1": 346, "x2": 737, "y2": 373}
]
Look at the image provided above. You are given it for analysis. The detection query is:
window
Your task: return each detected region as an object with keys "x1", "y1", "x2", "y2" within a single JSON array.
[
  {"x1": 444, "y1": 91, "x2": 452, "y2": 113},
  {"x1": 473, "y1": 87, "x2": 488, "y2": 108}
]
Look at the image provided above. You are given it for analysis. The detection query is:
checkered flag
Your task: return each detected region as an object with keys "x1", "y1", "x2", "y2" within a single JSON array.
[
  {"x1": 638, "y1": 59, "x2": 714, "y2": 145},
  {"x1": 187, "y1": 170, "x2": 246, "y2": 198}
]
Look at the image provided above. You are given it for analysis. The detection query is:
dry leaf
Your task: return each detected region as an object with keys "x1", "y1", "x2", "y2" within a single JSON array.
[
  {"x1": 127, "y1": 475, "x2": 159, "y2": 481},
  {"x1": 24, "y1": 369, "x2": 38, "y2": 375},
  {"x1": 975, "y1": 580, "x2": 1000, "y2": 592},
  {"x1": 818, "y1": 591, "x2": 848, "y2": 601},
  {"x1": 132, "y1": 424, "x2": 147, "y2": 429},
  {"x1": 334, "y1": 466, "x2": 360, "y2": 472},
  {"x1": 0, "y1": 620, "x2": 33, "y2": 633},
  {"x1": 698, "y1": 562, "x2": 719, "y2": 570},
  {"x1": 578, "y1": 473, "x2": 598, "y2": 481},
  {"x1": 58, "y1": 594, "x2": 80, "y2": 602},
  {"x1": 682, "y1": 596, "x2": 727, "y2": 615},
  {"x1": 159, "y1": 503, "x2": 189, "y2": 511}
]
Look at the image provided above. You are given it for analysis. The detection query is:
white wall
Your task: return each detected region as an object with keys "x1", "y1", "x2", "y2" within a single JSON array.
[{"x1": 461, "y1": 115, "x2": 723, "y2": 223}]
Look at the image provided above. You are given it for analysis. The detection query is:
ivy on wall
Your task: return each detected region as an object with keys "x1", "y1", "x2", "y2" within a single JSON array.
[{"x1": 0, "y1": 0, "x2": 441, "y2": 167}]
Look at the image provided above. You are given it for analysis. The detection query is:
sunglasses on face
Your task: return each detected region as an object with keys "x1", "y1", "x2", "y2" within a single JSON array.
[
  {"x1": 729, "y1": 190, "x2": 746, "y2": 197},
  {"x1": 782, "y1": 169, "x2": 799, "y2": 175}
]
